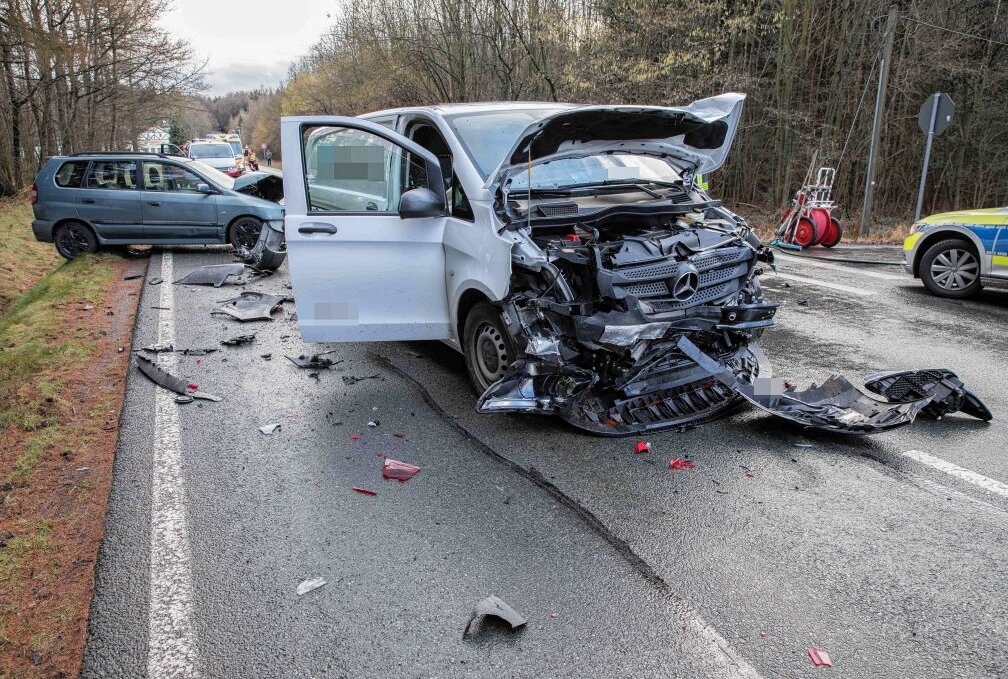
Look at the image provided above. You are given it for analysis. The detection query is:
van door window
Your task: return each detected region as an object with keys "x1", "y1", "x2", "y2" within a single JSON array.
[
  {"x1": 301, "y1": 125, "x2": 427, "y2": 213},
  {"x1": 84, "y1": 160, "x2": 138, "y2": 190},
  {"x1": 143, "y1": 162, "x2": 206, "y2": 193}
]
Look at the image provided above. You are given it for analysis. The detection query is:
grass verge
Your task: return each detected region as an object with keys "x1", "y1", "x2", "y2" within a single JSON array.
[
  {"x1": 0, "y1": 251, "x2": 141, "y2": 676},
  {"x1": 0, "y1": 198, "x2": 60, "y2": 314}
]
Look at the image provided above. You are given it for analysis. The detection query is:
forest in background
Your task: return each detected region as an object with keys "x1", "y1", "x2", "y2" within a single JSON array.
[{"x1": 3, "y1": 0, "x2": 1007, "y2": 231}]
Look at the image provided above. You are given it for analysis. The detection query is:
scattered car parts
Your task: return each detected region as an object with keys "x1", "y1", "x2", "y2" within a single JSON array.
[
  {"x1": 863, "y1": 368, "x2": 993, "y2": 421},
  {"x1": 259, "y1": 423, "x2": 281, "y2": 435},
  {"x1": 135, "y1": 355, "x2": 222, "y2": 401},
  {"x1": 221, "y1": 333, "x2": 257, "y2": 346},
  {"x1": 296, "y1": 577, "x2": 326, "y2": 596},
  {"x1": 382, "y1": 458, "x2": 420, "y2": 483},
  {"x1": 212, "y1": 291, "x2": 290, "y2": 322},
  {"x1": 174, "y1": 263, "x2": 247, "y2": 287},
  {"x1": 463, "y1": 596, "x2": 527, "y2": 637},
  {"x1": 285, "y1": 351, "x2": 342, "y2": 369}
]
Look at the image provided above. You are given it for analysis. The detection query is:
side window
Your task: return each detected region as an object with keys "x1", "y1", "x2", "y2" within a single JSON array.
[
  {"x1": 301, "y1": 125, "x2": 427, "y2": 213},
  {"x1": 85, "y1": 160, "x2": 137, "y2": 190},
  {"x1": 55, "y1": 160, "x2": 88, "y2": 188},
  {"x1": 451, "y1": 174, "x2": 474, "y2": 221},
  {"x1": 143, "y1": 162, "x2": 206, "y2": 193}
]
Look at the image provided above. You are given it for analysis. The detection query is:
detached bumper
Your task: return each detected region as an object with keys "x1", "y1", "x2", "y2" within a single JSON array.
[{"x1": 32, "y1": 219, "x2": 55, "y2": 243}]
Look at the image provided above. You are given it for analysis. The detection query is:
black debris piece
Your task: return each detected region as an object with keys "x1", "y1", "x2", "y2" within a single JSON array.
[
  {"x1": 463, "y1": 596, "x2": 528, "y2": 637},
  {"x1": 174, "y1": 263, "x2": 247, "y2": 287},
  {"x1": 863, "y1": 368, "x2": 993, "y2": 421},
  {"x1": 135, "y1": 355, "x2": 222, "y2": 401},
  {"x1": 675, "y1": 337, "x2": 930, "y2": 434},
  {"x1": 308, "y1": 371, "x2": 320, "y2": 380},
  {"x1": 797, "y1": 298, "x2": 809, "y2": 306},
  {"x1": 285, "y1": 350, "x2": 343, "y2": 369},
  {"x1": 342, "y1": 374, "x2": 381, "y2": 386},
  {"x1": 220, "y1": 333, "x2": 257, "y2": 346},
  {"x1": 212, "y1": 291, "x2": 290, "y2": 322},
  {"x1": 148, "y1": 277, "x2": 163, "y2": 286},
  {"x1": 177, "y1": 348, "x2": 217, "y2": 356},
  {"x1": 139, "y1": 342, "x2": 174, "y2": 353},
  {"x1": 261, "y1": 353, "x2": 272, "y2": 360},
  {"x1": 123, "y1": 273, "x2": 143, "y2": 281}
]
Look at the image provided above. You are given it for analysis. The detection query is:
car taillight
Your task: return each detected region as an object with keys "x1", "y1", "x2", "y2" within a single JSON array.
[{"x1": 226, "y1": 168, "x2": 241, "y2": 178}]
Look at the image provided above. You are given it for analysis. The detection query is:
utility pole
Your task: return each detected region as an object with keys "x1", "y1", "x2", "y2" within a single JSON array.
[{"x1": 861, "y1": 5, "x2": 898, "y2": 235}]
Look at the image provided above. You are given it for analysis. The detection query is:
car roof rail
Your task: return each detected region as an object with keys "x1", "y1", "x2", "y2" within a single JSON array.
[{"x1": 69, "y1": 151, "x2": 179, "y2": 159}]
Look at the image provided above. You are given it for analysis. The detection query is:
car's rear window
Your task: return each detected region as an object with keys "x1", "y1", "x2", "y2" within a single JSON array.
[{"x1": 54, "y1": 160, "x2": 89, "y2": 188}]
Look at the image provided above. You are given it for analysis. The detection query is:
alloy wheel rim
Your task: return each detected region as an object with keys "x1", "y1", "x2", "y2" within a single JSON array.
[
  {"x1": 233, "y1": 220, "x2": 260, "y2": 250},
  {"x1": 58, "y1": 226, "x2": 88, "y2": 257},
  {"x1": 931, "y1": 248, "x2": 978, "y2": 290},
  {"x1": 474, "y1": 323, "x2": 508, "y2": 387}
]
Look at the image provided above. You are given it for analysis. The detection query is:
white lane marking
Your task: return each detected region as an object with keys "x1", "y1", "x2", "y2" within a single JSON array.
[
  {"x1": 764, "y1": 271, "x2": 877, "y2": 296},
  {"x1": 683, "y1": 611, "x2": 764, "y2": 678},
  {"x1": 148, "y1": 252, "x2": 200, "y2": 678},
  {"x1": 903, "y1": 450, "x2": 1008, "y2": 499},
  {"x1": 775, "y1": 253, "x2": 907, "y2": 281}
]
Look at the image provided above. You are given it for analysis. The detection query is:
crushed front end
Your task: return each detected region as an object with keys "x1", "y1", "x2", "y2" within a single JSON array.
[{"x1": 478, "y1": 201, "x2": 778, "y2": 435}]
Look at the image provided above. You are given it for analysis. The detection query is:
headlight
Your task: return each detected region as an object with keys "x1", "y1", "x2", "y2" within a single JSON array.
[{"x1": 910, "y1": 222, "x2": 924, "y2": 234}]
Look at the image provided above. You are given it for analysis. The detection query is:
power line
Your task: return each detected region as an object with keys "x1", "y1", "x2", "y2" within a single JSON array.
[{"x1": 900, "y1": 15, "x2": 1008, "y2": 48}]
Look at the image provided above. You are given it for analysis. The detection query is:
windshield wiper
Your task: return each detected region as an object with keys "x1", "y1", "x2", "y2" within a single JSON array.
[{"x1": 518, "y1": 178, "x2": 683, "y2": 199}]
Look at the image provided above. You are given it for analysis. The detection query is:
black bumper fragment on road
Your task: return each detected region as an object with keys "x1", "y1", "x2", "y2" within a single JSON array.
[
  {"x1": 174, "y1": 263, "x2": 247, "y2": 287},
  {"x1": 463, "y1": 596, "x2": 527, "y2": 637},
  {"x1": 212, "y1": 291, "x2": 290, "y2": 322},
  {"x1": 863, "y1": 368, "x2": 993, "y2": 421},
  {"x1": 135, "y1": 355, "x2": 221, "y2": 401}
]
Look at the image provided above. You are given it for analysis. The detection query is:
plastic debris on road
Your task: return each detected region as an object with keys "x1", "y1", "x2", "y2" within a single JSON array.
[
  {"x1": 669, "y1": 457, "x2": 695, "y2": 470},
  {"x1": 259, "y1": 423, "x2": 281, "y2": 435},
  {"x1": 296, "y1": 577, "x2": 326, "y2": 596},
  {"x1": 635, "y1": 441, "x2": 651, "y2": 454},
  {"x1": 220, "y1": 333, "x2": 256, "y2": 346},
  {"x1": 808, "y1": 648, "x2": 832, "y2": 667},
  {"x1": 382, "y1": 458, "x2": 420, "y2": 483},
  {"x1": 285, "y1": 350, "x2": 342, "y2": 369},
  {"x1": 135, "y1": 355, "x2": 222, "y2": 402},
  {"x1": 463, "y1": 595, "x2": 527, "y2": 637},
  {"x1": 352, "y1": 487, "x2": 377, "y2": 496},
  {"x1": 174, "y1": 263, "x2": 246, "y2": 287},
  {"x1": 213, "y1": 291, "x2": 290, "y2": 322},
  {"x1": 367, "y1": 420, "x2": 379, "y2": 427}
]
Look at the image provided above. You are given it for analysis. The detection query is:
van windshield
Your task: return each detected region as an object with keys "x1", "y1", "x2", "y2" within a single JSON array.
[{"x1": 445, "y1": 107, "x2": 569, "y2": 178}]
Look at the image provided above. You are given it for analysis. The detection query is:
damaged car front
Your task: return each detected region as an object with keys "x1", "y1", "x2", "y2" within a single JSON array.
[{"x1": 474, "y1": 94, "x2": 780, "y2": 433}]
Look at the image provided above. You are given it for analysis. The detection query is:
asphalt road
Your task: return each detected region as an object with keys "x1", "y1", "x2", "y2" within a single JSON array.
[{"x1": 83, "y1": 243, "x2": 1008, "y2": 678}]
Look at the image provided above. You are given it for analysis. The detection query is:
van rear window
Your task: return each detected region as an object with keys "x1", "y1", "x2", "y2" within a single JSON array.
[{"x1": 55, "y1": 160, "x2": 88, "y2": 188}]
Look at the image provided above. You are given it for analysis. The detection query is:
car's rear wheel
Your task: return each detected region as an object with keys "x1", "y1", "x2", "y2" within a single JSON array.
[
  {"x1": 463, "y1": 302, "x2": 516, "y2": 394},
  {"x1": 54, "y1": 222, "x2": 98, "y2": 260},
  {"x1": 920, "y1": 238, "x2": 982, "y2": 298},
  {"x1": 228, "y1": 216, "x2": 262, "y2": 251}
]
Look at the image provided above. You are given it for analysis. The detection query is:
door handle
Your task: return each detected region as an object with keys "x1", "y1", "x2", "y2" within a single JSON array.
[
  {"x1": 148, "y1": 201, "x2": 161, "y2": 207},
  {"x1": 81, "y1": 198, "x2": 95, "y2": 204},
  {"x1": 298, "y1": 224, "x2": 338, "y2": 234}
]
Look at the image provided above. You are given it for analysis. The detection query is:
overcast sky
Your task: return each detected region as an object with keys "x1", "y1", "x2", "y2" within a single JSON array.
[{"x1": 159, "y1": 0, "x2": 338, "y2": 96}]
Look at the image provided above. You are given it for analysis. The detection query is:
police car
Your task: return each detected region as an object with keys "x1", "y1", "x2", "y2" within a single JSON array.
[{"x1": 903, "y1": 207, "x2": 1008, "y2": 298}]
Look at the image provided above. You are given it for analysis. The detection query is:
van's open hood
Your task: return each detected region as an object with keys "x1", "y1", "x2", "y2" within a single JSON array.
[
  {"x1": 233, "y1": 171, "x2": 284, "y2": 203},
  {"x1": 490, "y1": 93, "x2": 745, "y2": 189}
]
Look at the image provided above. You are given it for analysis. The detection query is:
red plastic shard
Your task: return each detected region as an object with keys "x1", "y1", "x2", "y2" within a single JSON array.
[
  {"x1": 635, "y1": 441, "x2": 651, "y2": 454},
  {"x1": 350, "y1": 434, "x2": 361, "y2": 440},
  {"x1": 187, "y1": 383, "x2": 198, "y2": 390},
  {"x1": 352, "y1": 487, "x2": 377, "y2": 496},
  {"x1": 382, "y1": 458, "x2": 421, "y2": 483},
  {"x1": 808, "y1": 648, "x2": 832, "y2": 667},
  {"x1": 669, "y1": 457, "x2": 695, "y2": 470}
]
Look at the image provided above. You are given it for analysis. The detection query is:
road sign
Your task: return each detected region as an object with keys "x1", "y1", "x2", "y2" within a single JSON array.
[
  {"x1": 914, "y1": 93, "x2": 955, "y2": 221},
  {"x1": 261, "y1": 143, "x2": 267, "y2": 150},
  {"x1": 918, "y1": 92, "x2": 954, "y2": 136}
]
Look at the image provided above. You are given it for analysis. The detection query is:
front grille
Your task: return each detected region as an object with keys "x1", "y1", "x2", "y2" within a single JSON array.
[{"x1": 608, "y1": 245, "x2": 752, "y2": 309}]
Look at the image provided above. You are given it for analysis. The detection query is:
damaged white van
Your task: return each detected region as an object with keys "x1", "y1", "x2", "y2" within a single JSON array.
[{"x1": 280, "y1": 95, "x2": 991, "y2": 435}]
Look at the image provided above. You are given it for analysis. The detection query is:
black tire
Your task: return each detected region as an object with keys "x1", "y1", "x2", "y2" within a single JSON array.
[
  {"x1": 228, "y1": 216, "x2": 263, "y2": 251},
  {"x1": 919, "y1": 238, "x2": 983, "y2": 298},
  {"x1": 462, "y1": 302, "x2": 516, "y2": 394},
  {"x1": 54, "y1": 221, "x2": 98, "y2": 260}
]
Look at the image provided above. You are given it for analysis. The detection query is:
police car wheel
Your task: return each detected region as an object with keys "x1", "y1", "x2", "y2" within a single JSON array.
[{"x1": 920, "y1": 238, "x2": 982, "y2": 299}]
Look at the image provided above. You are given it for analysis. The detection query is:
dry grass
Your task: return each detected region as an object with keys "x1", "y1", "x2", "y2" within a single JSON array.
[{"x1": 0, "y1": 197, "x2": 60, "y2": 314}]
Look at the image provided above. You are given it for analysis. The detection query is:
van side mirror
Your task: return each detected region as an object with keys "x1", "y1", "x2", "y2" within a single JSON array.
[
  {"x1": 399, "y1": 187, "x2": 445, "y2": 219},
  {"x1": 196, "y1": 183, "x2": 213, "y2": 194}
]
